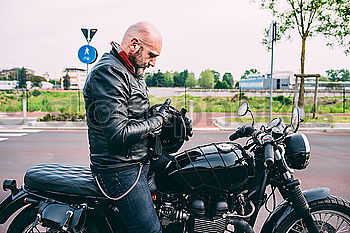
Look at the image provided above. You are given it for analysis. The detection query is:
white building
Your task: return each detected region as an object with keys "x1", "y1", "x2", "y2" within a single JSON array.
[
  {"x1": 240, "y1": 71, "x2": 294, "y2": 90},
  {"x1": 61, "y1": 68, "x2": 87, "y2": 90}
]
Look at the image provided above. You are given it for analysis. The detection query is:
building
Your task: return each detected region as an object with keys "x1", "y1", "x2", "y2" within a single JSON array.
[
  {"x1": 61, "y1": 68, "x2": 87, "y2": 90},
  {"x1": 240, "y1": 71, "x2": 293, "y2": 90},
  {"x1": 0, "y1": 68, "x2": 35, "y2": 77}
]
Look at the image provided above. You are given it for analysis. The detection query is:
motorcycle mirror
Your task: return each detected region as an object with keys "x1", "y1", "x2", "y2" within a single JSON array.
[
  {"x1": 266, "y1": 118, "x2": 282, "y2": 130},
  {"x1": 291, "y1": 107, "x2": 301, "y2": 133},
  {"x1": 237, "y1": 102, "x2": 249, "y2": 116}
]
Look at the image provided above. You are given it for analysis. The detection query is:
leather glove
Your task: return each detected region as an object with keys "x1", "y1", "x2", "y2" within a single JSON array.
[
  {"x1": 154, "y1": 98, "x2": 172, "y2": 125},
  {"x1": 184, "y1": 117, "x2": 193, "y2": 141}
]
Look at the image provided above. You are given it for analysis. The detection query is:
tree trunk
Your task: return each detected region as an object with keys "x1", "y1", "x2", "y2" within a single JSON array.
[{"x1": 298, "y1": 36, "x2": 306, "y2": 116}]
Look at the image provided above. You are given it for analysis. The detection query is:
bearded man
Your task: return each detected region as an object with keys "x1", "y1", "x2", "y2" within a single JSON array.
[{"x1": 83, "y1": 21, "x2": 171, "y2": 233}]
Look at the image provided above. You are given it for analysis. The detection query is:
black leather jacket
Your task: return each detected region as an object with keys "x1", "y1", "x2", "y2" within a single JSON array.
[{"x1": 83, "y1": 48, "x2": 162, "y2": 173}]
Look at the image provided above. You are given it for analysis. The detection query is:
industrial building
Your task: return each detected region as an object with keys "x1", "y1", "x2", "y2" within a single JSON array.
[{"x1": 240, "y1": 71, "x2": 293, "y2": 90}]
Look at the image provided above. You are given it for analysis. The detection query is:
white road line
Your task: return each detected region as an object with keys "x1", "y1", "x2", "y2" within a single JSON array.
[
  {"x1": 0, "y1": 138, "x2": 8, "y2": 142},
  {"x1": 0, "y1": 133, "x2": 27, "y2": 137},
  {"x1": 0, "y1": 129, "x2": 42, "y2": 133}
]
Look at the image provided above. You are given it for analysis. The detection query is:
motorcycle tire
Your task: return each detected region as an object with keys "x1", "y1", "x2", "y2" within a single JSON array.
[
  {"x1": 275, "y1": 195, "x2": 350, "y2": 233},
  {"x1": 6, "y1": 204, "x2": 90, "y2": 233}
]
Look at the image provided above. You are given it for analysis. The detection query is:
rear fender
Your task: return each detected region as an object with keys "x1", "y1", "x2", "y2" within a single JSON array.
[
  {"x1": 260, "y1": 187, "x2": 330, "y2": 233},
  {"x1": 0, "y1": 189, "x2": 30, "y2": 224}
]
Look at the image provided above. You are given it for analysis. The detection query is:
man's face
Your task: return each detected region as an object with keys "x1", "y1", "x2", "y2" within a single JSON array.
[{"x1": 129, "y1": 38, "x2": 161, "y2": 75}]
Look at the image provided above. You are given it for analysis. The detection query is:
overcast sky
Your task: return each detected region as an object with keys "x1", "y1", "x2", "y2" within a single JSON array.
[{"x1": 1, "y1": 0, "x2": 349, "y2": 80}]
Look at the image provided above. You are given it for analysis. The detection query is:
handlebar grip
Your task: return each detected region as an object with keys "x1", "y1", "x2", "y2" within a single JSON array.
[
  {"x1": 163, "y1": 98, "x2": 171, "y2": 106},
  {"x1": 229, "y1": 132, "x2": 239, "y2": 141},
  {"x1": 264, "y1": 143, "x2": 275, "y2": 167}
]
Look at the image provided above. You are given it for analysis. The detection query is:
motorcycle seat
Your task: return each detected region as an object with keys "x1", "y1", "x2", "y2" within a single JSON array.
[{"x1": 24, "y1": 163, "x2": 104, "y2": 197}]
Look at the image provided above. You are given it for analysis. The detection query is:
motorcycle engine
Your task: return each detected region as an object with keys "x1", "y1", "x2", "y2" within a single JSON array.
[{"x1": 189, "y1": 196, "x2": 230, "y2": 233}]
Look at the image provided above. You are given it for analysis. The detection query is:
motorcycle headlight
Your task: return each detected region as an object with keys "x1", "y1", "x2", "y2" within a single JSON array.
[{"x1": 284, "y1": 133, "x2": 311, "y2": 170}]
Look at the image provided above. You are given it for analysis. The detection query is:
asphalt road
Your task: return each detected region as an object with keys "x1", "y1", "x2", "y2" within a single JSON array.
[{"x1": 0, "y1": 129, "x2": 349, "y2": 232}]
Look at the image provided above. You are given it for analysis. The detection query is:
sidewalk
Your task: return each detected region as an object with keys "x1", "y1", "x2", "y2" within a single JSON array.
[{"x1": 1, "y1": 112, "x2": 350, "y2": 132}]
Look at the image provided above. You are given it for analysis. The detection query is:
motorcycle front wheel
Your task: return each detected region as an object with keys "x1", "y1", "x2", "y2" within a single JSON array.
[{"x1": 276, "y1": 195, "x2": 350, "y2": 233}]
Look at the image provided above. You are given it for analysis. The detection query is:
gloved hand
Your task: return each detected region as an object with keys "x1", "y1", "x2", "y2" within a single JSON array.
[
  {"x1": 154, "y1": 98, "x2": 173, "y2": 125},
  {"x1": 184, "y1": 117, "x2": 193, "y2": 141}
]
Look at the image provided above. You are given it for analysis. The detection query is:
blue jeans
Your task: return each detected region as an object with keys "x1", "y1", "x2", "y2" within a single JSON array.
[{"x1": 93, "y1": 164, "x2": 162, "y2": 233}]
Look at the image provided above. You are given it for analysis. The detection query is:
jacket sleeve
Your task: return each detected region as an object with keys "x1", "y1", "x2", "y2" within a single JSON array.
[{"x1": 90, "y1": 65, "x2": 162, "y2": 152}]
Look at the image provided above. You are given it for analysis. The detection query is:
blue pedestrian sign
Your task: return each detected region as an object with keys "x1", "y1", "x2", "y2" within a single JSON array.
[{"x1": 78, "y1": 45, "x2": 97, "y2": 64}]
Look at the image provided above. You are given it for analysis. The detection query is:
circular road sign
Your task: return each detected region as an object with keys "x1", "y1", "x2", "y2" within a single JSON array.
[{"x1": 78, "y1": 45, "x2": 98, "y2": 64}]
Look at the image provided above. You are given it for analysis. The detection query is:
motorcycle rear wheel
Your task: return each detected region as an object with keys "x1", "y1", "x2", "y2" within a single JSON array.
[
  {"x1": 276, "y1": 195, "x2": 350, "y2": 233},
  {"x1": 7, "y1": 204, "x2": 88, "y2": 233}
]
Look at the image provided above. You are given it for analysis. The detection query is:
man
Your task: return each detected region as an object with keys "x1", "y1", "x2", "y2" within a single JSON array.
[{"x1": 83, "y1": 21, "x2": 171, "y2": 233}]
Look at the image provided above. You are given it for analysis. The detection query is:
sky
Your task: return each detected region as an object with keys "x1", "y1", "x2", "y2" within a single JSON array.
[{"x1": 0, "y1": 0, "x2": 349, "y2": 80}]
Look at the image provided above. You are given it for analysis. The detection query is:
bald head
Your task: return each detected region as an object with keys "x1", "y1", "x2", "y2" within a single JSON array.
[
  {"x1": 121, "y1": 21, "x2": 162, "y2": 54},
  {"x1": 120, "y1": 21, "x2": 162, "y2": 74}
]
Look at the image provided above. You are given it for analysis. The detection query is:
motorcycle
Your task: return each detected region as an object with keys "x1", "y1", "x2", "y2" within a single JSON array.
[{"x1": 1, "y1": 101, "x2": 350, "y2": 233}]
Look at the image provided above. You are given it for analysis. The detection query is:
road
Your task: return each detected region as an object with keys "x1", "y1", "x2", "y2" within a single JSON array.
[{"x1": 0, "y1": 129, "x2": 349, "y2": 232}]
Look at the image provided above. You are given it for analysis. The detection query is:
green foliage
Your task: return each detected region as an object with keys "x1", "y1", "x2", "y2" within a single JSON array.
[
  {"x1": 185, "y1": 72, "x2": 197, "y2": 88},
  {"x1": 222, "y1": 72, "x2": 234, "y2": 87},
  {"x1": 214, "y1": 80, "x2": 230, "y2": 89},
  {"x1": 241, "y1": 69, "x2": 259, "y2": 79},
  {"x1": 31, "y1": 90, "x2": 41, "y2": 97},
  {"x1": 63, "y1": 73, "x2": 70, "y2": 90},
  {"x1": 259, "y1": 0, "x2": 350, "y2": 54},
  {"x1": 326, "y1": 69, "x2": 350, "y2": 82},
  {"x1": 27, "y1": 74, "x2": 46, "y2": 87},
  {"x1": 210, "y1": 70, "x2": 220, "y2": 83},
  {"x1": 38, "y1": 112, "x2": 86, "y2": 122},
  {"x1": 17, "y1": 67, "x2": 27, "y2": 89},
  {"x1": 199, "y1": 70, "x2": 214, "y2": 89},
  {"x1": 164, "y1": 72, "x2": 174, "y2": 87}
]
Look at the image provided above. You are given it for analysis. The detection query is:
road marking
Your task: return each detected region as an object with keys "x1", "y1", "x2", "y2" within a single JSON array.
[
  {"x1": 0, "y1": 138, "x2": 8, "y2": 142},
  {"x1": 0, "y1": 133, "x2": 27, "y2": 137},
  {"x1": 0, "y1": 129, "x2": 42, "y2": 133}
]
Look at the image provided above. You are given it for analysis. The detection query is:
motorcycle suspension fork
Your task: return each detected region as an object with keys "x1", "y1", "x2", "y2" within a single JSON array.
[{"x1": 281, "y1": 179, "x2": 320, "y2": 233}]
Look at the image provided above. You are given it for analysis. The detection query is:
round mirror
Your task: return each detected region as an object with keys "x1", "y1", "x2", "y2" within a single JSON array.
[
  {"x1": 291, "y1": 107, "x2": 301, "y2": 132},
  {"x1": 237, "y1": 102, "x2": 249, "y2": 116},
  {"x1": 266, "y1": 118, "x2": 282, "y2": 130}
]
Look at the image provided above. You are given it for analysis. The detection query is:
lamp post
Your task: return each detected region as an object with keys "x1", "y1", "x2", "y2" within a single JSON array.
[{"x1": 269, "y1": 21, "x2": 277, "y2": 120}]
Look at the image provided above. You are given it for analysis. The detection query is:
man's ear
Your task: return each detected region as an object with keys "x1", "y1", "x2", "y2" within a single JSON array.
[{"x1": 129, "y1": 38, "x2": 141, "y2": 52}]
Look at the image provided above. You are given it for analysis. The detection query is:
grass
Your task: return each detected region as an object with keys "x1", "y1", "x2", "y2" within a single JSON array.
[{"x1": 0, "y1": 91, "x2": 349, "y2": 117}]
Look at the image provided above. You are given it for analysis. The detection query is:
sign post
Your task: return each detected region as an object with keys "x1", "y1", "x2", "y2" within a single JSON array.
[{"x1": 78, "y1": 28, "x2": 98, "y2": 112}]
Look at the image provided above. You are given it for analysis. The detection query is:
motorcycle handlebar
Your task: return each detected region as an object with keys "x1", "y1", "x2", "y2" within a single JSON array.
[
  {"x1": 264, "y1": 143, "x2": 275, "y2": 167},
  {"x1": 229, "y1": 126, "x2": 255, "y2": 141}
]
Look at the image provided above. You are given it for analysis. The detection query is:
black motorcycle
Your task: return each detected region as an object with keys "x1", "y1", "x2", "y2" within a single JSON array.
[{"x1": 1, "y1": 102, "x2": 350, "y2": 233}]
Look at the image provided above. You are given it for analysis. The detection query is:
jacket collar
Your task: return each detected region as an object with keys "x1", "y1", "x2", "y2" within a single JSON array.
[{"x1": 110, "y1": 41, "x2": 136, "y2": 76}]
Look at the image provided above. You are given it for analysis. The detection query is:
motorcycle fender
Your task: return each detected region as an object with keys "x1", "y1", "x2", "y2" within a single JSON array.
[
  {"x1": 260, "y1": 187, "x2": 330, "y2": 233},
  {"x1": 0, "y1": 190, "x2": 29, "y2": 224}
]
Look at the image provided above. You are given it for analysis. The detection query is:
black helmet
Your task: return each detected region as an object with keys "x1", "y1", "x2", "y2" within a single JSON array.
[{"x1": 148, "y1": 104, "x2": 187, "y2": 153}]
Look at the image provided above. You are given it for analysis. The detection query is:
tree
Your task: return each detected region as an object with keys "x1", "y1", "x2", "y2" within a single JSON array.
[
  {"x1": 210, "y1": 70, "x2": 220, "y2": 83},
  {"x1": 63, "y1": 73, "x2": 70, "y2": 90},
  {"x1": 164, "y1": 72, "x2": 174, "y2": 87},
  {"x1": 258, "y1": 0, "x2": 350, "y2": 111},
  {"x1": 223, "y1": 72, "x2": 234, "y2": 88},
  {"x1": 199, "y1": 70, "x2": 214, "y2": 89},
  {"x1": 241, "y1": 69, "x2": 259, "y2": 79},
  {"x1": 185, "y1": 72, "x2": 197, "y2": 88},
  {"x1": 214, "y1": 80, "x2": 230, "y2": 89},
  {"x1": 326, "y1": 69, "x2": 350, "y2": 82},
  {"x1": 28, "y1": 74, "x2": 46, "y2": 88},
  {"x1": 17, "y1": 67, "x2": 27, "y2": 89}
]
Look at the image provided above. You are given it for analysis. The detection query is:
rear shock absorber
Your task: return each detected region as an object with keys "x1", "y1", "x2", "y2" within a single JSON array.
[{"x1": 285, "y1": 180, "x2": 320, "y2": 233}]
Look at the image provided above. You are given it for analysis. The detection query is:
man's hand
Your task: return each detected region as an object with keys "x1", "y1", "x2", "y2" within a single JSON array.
[
  {"x1": 184, "y1": 117, "x2": 193, "y2": 141},
  {"x1": 154, "y1": 98, "x2": 172, "y2": 125}
]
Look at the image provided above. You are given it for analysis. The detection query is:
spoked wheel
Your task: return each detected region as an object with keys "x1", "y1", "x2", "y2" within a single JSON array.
[{"x1": 277, "y1": 196, "x2": 350, "y2": 233}]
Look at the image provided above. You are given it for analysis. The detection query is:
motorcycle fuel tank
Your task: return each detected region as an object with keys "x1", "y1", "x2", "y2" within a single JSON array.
[{"x1": 155, "y1": 142, "x2": 254, "y2": 194}]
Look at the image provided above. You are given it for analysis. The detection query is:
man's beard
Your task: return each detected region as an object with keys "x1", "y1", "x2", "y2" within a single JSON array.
[{"x1": 129, "y1": 47, "x2": 146, "y2": 78}]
